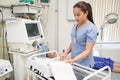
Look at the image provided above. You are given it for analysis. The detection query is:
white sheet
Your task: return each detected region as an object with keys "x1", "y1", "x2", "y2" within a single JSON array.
[{"x1": 49, "y1": 61, "x2": 77, "y2": 80}]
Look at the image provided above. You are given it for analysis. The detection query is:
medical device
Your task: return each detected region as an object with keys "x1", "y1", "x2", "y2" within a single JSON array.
[
  {"x1": 26, "y1": 51, "x2": 111, "y2": 80},
  {"x1": 100, "y1": 13, "x2": 119, "y2": 39},
  {"x1": 6, "y1": 19, "x2": 44, "y2": 53},
  {"x1": 100, "y1": 13, "x2": 119, "y2": 55},
  {"x1": 0, "y1": 59, "x2": 13, "y2": 77}
]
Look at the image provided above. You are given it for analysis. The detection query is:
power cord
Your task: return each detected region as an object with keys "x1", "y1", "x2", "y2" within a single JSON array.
[
  {"x1": 5, "y1": 32, "x2": 12, "y2": 63},
  {"x1": 0, "y1": 8, "x2": 12, "y2": 62}
]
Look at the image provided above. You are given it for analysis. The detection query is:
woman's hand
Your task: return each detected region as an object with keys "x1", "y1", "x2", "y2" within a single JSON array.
[
  {"x1": 60, "y1": 52, "x2": 68, "y2": 61},
  {"x1": 65, "y1": 59, "x2": 76, "y2": 64}
]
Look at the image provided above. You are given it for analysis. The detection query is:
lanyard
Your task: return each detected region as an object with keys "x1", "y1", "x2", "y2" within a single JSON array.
[{"x1": 74, "y1": 30, "x2": 77, "y2": 44}]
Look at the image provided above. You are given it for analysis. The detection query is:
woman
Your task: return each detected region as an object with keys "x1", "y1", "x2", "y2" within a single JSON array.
[
  {"x1": 60, "y1": 1, "x2": 98, "y2": 69},
  {"x1": 60, "y1": 2, "x2": 98, "y2": 79}
]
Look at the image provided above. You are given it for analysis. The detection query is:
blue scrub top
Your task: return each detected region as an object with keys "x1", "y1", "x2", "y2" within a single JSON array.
[{"x1": 71, "y1": 21, "x2": 98, "y2": 68}]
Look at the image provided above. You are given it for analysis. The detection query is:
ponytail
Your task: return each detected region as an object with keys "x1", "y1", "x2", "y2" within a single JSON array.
[{"x1": 86, "y1": 3, "x2": 94, "y2": 24}]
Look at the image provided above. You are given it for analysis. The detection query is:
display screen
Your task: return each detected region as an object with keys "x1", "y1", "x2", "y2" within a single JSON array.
[{"x1": 25, "y1": 23, "x2": 40, "y2": 37}]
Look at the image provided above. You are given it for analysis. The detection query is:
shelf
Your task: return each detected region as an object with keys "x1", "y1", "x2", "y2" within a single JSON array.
[{"x1": 12, "y1": 4, "x2": 41, "y2": 14}]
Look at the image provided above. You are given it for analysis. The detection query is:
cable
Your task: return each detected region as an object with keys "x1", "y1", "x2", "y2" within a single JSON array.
[
  {"x1": 40, "y1": 5, "x2": 50, "y2": 36},
  {"x1": 0, "y1": 9, "x2": 12, "y2": 61},
  {"x1": 5, "y1": 32, "x2": 12, "y2": 63},
  {"x1": 43, "y1": 5, "x2": 50, "y2": 30},
  {"x1": 1, "y1": 9, "x2": 14, "y2": 80},
  {"x1": 0, "y1": 9, "x2": 5, "y2": 59}
]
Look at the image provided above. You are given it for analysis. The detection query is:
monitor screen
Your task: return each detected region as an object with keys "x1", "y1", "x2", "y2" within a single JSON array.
[
  {"x1": 25, "y1": 23, "x2": 40, "y2": 37},
  {"x1": 25, "y1": 23, "x2": 44, "y2": 40}
]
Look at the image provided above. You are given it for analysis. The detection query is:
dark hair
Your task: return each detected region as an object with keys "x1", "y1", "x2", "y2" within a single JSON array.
[{"x1": 73, "y1": 1, "x2": 94, "y2": 24}]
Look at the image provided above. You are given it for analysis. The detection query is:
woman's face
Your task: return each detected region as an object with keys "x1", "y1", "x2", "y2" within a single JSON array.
[{"x1": 73, "y1": 7, "x2": 88, "y2": 24}]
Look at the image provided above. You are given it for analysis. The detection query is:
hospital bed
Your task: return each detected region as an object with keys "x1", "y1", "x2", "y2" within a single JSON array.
[{"x1": 26, "y1": 51, "x2": 111, "y2": 80}]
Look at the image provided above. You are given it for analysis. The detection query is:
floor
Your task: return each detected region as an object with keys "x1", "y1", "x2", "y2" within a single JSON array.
[{"x1": 111, "y1": 72, "x2": 120, "y2": 80}]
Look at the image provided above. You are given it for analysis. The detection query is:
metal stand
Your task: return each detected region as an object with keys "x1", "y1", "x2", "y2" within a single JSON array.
[{"x1": 8, "y1": 51, "x2": 37, "y2": 80}]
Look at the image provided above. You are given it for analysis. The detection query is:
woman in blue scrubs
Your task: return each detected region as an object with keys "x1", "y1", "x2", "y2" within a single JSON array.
[
  {"x1": 60, "y1": 1, "x2": 98, "y2": 69},
  {"x1": 60, "y1": 1, "x2": 98, "y2": 79}
]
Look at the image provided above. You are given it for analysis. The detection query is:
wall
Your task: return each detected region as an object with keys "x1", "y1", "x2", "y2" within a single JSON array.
[
  {"x1": 94, "y1": 43, "x2": 120, "y2": 62},
  {"x1": 37, "y1": 0, "x2": 74, "y2": 52},
  {"x1": 0, "y1": 0, "x2": 19, "y2": 5},
  {"x1": 57, "y1": 0, "x2": 74, "y2": 52},
  {"x1": 43, "y1": 0, "x2": 58, "y2": 50},
  {"x1": 0, "y1": 0, "x2": 19, "y2": 59}
]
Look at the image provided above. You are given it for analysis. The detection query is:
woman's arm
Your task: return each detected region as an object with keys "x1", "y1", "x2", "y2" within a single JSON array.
[
  {"x1": 60, "y1": 43, "x2": 72, "y2": 60},
  {"x1": 65, "y1": 42, "x2": 72, "y2": 54}
]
